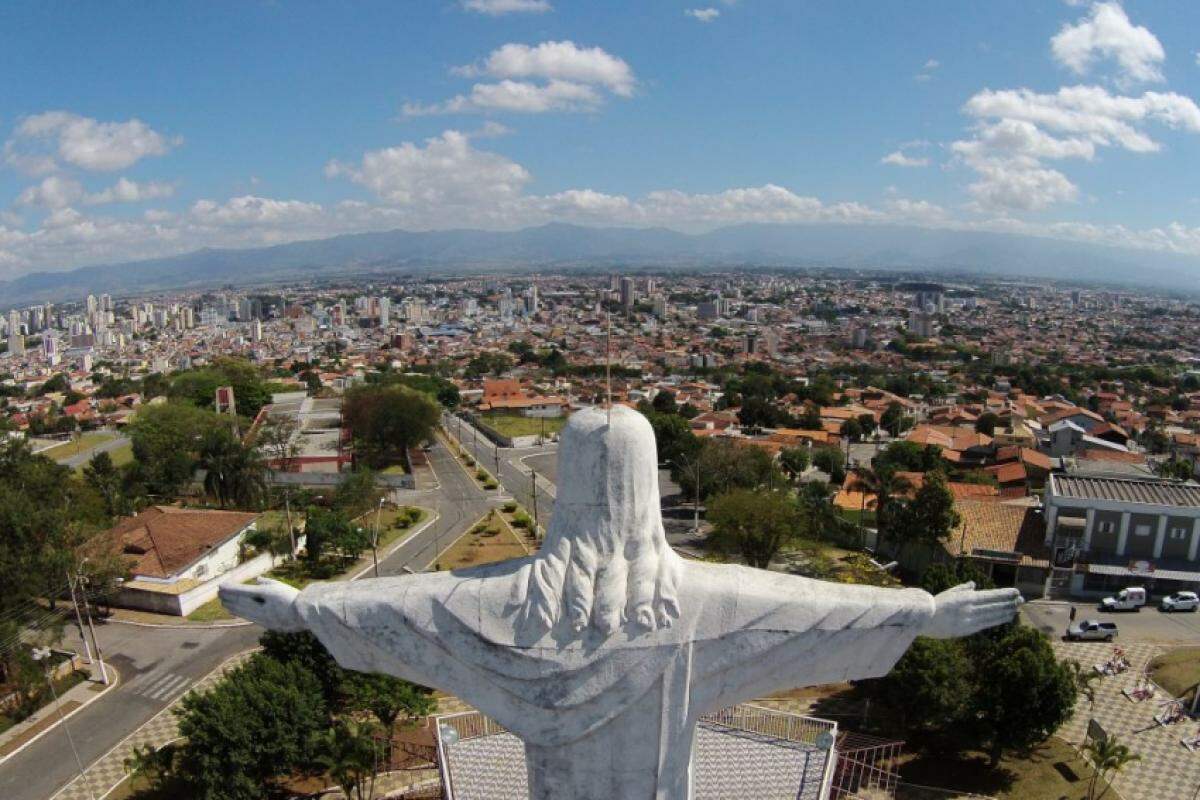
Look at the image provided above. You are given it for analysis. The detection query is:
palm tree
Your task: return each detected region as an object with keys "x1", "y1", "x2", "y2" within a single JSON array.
[
  {"x1": 1084, "y1": 735, "x2": 1140, "y2": 800},
  {"x1": 200, "y1": 428, "x2": 268, "y2": 509},
  {"x1": 317, "y1": 719, "x2": 382, "y2": 800},
  {"x1": 851, "y1": 465, "x2": 912, "y2": 556}
]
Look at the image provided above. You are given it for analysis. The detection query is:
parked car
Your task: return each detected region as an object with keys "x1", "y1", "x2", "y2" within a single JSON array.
[
  {"x1": 1066, "y1": 620, "x2": 1119, "y2": 641},
  {"x1": 1100, "y1": 587, "x2": 1146, "y2": 612},
  {"x1": 1159, "y1": 591, "x2": 1200, "y2": 612}
]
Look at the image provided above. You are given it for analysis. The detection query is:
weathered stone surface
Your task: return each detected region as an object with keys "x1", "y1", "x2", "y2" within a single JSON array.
[{"x1": 222, "y1": 405, "x2": 1021, "y2": 799}]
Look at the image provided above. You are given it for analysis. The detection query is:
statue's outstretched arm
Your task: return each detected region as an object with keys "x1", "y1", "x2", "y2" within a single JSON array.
[{"x1": 219, "y1": 578, "x2": 306, "y2": 632}]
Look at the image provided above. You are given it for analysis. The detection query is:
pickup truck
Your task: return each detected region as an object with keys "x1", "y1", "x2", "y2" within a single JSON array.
[{"x1": 1066, "y1": 620, "x2": 1118, "y2": 642}]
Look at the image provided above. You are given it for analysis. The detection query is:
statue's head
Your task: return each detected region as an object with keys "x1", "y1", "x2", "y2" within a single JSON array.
[{"x1": 517, "y1": 405, "x2": 682, "y2": 639}]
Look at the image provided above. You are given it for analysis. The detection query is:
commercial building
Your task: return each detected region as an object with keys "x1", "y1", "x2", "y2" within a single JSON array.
[{"x1": 1045, "y1": 474, "x2": 1200, "y2": 597}]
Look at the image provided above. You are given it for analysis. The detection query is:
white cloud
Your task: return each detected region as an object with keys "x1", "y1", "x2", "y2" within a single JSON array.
[
  {"x1": 915, "y1": 58, "x2": 940, "y2": 82},
  {"x1": 5, "y1": 111, "x2": 179, "y2": 173},
  {"x1": 84, "y1": 177, "x2": 176, "y2": 205},
  {"x1": 325, "y1": 130, "x2": 531, "y2": 211},
  {"x1": 685, "y1": 8, "x2": 720, "y2": 23},
  {"x1": 403, "y1": 79, "x2": 602, "y2": 115},
  {"x1": 190, "y1": 195, "x2": 323, "y2": 227},
  {"x1": 881, "y1": 151, "x2": 930, "y2": 168},
  {"x1": 454, "y1": 41, "x2": 635, "y2": 96},
  {"x1": 408, "y1": 41, "x2": 636, "y2": 116},
  {"x1": 16, "y1": 176, "x2": 85, "y2": 208},
  {"x1": 1051, "y1": 2, "x2": 1165, "y2": 85},
  {"x1": 461, "y1": 0, "x2": 551, "y2": 14},
  {"x1": 952, "y1": 85, "x2": 1200, "y2": 211}
]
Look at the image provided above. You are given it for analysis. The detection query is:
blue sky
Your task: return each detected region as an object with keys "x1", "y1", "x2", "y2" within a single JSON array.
[{"x1": 2, "y1": 0, "x2": 1200, "y2": 278}]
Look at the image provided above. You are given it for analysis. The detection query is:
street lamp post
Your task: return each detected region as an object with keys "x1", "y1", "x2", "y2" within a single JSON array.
[{"x1": 76, "y1": 569, "x2": 108, "y2": 685}]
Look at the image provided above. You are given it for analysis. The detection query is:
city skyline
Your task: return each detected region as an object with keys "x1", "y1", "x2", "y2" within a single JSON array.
[{"x1": 3, "y1": 1, "x2": 1200, "y2": 279}]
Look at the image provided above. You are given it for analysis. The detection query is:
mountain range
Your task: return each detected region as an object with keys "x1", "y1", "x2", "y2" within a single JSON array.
[{"x1": 3, "y1": 222, "x2": 1199, "y2": 306}]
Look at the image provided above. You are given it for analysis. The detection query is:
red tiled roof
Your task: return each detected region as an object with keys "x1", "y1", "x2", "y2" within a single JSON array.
[{"x1": 108, "y1": 506, "x2": 258, "y2": 579}]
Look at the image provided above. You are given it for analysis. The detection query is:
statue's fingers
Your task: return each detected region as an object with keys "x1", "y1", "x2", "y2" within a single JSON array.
[
  {"x1": 950, "y1": 581, "x2": 976, "y2": 593},
  {"x1": 564, "y1": 540, "x2": 598, "y2": 632},
  {"x1": 626, "y1": 551, "x2": 657, "y2": 629},
  {"x1": 592, "y1": 558, "x2": 628, "y2": 634},
  {"x1": 654, "y1": 547, "x2": 682, "y2": 628},
  {"x1": 972, "y1": 588, "x2": 1021, "y2": 604}
]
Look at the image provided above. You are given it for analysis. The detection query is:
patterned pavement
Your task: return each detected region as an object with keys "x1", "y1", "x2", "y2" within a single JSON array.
[
  {"x1": 442, "y1": 720, "x2": 829, "y2": 800},
  {"x1": 1054, "y1": 640, "x2": 1200, "y2": 800},
  {"x1": 50, "y1": 650, "x2": 255, "y2": 800}
]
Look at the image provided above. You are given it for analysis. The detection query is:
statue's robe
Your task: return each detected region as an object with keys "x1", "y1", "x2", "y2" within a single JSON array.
[{"x1": 295, "y1": 558, "x2": 935, "y2": 800}]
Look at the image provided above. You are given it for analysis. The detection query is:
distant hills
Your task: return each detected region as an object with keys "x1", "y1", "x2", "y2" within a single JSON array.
[{"x1": 3, "y1": 222, "x2": 1199, "y2": 305}]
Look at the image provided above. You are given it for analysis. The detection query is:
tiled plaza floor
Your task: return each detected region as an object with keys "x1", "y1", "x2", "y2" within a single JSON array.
[{"x1": 1054, "y1": 640, "x2": 1200, "y2": 800}]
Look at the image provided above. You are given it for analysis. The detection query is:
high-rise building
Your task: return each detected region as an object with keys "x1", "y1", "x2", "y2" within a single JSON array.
[
  {"x1": 86, "y1": 294, "x2": 98, "y2": 315},
  {"x1": 620, "y1": 277, "x2": 636, "y2": 309},
  {"x1": 379, "y1": 297, "x2": 391, "y2": 327}
]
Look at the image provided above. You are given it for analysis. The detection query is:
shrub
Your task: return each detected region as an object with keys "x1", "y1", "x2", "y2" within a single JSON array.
[
  {"x1": 484, "y1": 479, "x2": 498, "y2": 490},
  {"x1": 512, "y1": 512, "x2": 533, "y2": 529},
  {"x1": 475, "y1": 468, "x2": 488, "y2": 481},
  {"x1": 501, "y1": 501, "x2": 517, "y2": 513},
  {"x1": 464, "y1": 456, "x2": 475, "y2": 467}
]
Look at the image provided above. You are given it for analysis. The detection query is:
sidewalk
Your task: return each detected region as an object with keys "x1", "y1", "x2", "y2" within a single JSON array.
[
  {"x1": 0, "y1": 668, "x2": 117, "y2": 764},
  {"x1": 50, "y1": 650, "x2": 256, "y2": 800}
]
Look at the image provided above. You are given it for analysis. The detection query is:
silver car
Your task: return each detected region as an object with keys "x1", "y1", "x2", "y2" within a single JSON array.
[
  {"x1": 1066, "y1": 620, "x2": 1118, "y2": 641},
  {"x1": 1160, "y1": 591, "x2": 1200, "y2": 612}
]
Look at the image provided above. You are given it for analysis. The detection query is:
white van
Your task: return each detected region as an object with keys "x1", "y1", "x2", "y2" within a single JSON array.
[{"x1": 1100, "y1": 587, "x2": 1146, "y2": 612}]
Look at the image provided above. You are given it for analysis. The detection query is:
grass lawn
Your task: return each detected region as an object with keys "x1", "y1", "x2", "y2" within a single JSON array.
[
  {"x1": 186, "y1": 597, "x2": 233, "y2": 622},
  {"x1": 1149, "y1": 645, "x2": 1200, "y2": 701},
  {"x1": 896, "y1": 736, "x2": 1111, "y2": 800},
  {"x1": 382, "y1": 463, "x2": 409, "y2": 475},
  {"x1": 479, "y1": 413, "x2": 567, "y2": 439},
  {"x1": 43, "y1": 431, "x2": 115, "y2": 461},
  {"x1": 437, "y1": 511, "x2": 529, "y2": 571}
]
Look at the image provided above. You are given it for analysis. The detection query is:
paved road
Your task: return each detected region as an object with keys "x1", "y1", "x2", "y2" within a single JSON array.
[
  {"x1": 2, "y1": 437, "x2": 488, "y2": 800},
  {"x1": 53, "y1": 434, "x2": 130, "y2": 470},
  {"x1": 1023, "y1": 600, "x2": 1200, "y2": 644}
]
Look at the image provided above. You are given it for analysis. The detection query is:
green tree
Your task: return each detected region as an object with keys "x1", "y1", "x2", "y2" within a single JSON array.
[
  {"x1": 919, "y1": 562, "x2": 994, "y2": 595},
  {"x1": 127, "y1": 401, "x2": 219, "y2": 498},
  {"x1": 707, "y1": 488, "x2": 804, "y2": 568},
  {"x1": 83, "y1": 450, "x2": 124, "y2": 517},
  {"x1": 893, "y1": 471, "x2": 960, "y2": 547},
  {"x1": 875, "y1": 441, "x2": 943, "y2": 473},
  {"x1": 973, "y1": 625, "x2": 1077, "y2": 767},
  {"x1": 779, "y1": 447, "x2": 811, "y2": 479},
  {"x1": 884, "y1": 638, "x2": 974, "y2": 745},
  {"x1": 857, "y1": 413, "x2": 878, "y2": 437},
  {"x1": 341, "y1": 671, "x2": 436, "y2": 731},
  {"x1": 811, "y1": 446, "x2": 846, "y2": 485},
  {"x1": 880, "y1": 402, "x2": 908, "y2": 437},
  {"x1": 343, "y1": 384, "x2": 439, "y2": 468},
  {"x1": 332, "y1": 469, "x2": 378, "y2": 517},
  {"x1": 175, "y1": 655, "x2": 328, "y2": 800},
  {"x1": 199, "y1": 427, "x2": 268, "y2": 510},
  {"x1": 840, "y1": 417, "x2": 864, "y2": 443},
  {"x1": 645, "y1": 411, "x2": 699, "y2": 465},
  {"x1": 651, "y1": 390, "x2": 678, "y2": 415},
  {"x1": 975, "y1": 412, "x2": 1001, "y2": 436},
  {"x1": 671, "y1": 438, "x2": 783, "y2": 502}
]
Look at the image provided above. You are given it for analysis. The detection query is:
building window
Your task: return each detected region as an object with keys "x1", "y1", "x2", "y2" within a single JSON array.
[
  {"x1": 1097, "y1": 520, "x2": 1114, "y2": 534},
  {"x1": 1172, "y1": 527, "x2": 1190, "y2": 540},
  {"x1": 1134, "y1": 524, "x2": 1151, "y2": 537}
]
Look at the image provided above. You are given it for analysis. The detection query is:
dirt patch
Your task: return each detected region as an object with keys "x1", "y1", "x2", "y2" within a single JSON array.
[{"x1": 438, "y1": 511, "x2": 530, "y2": 570}]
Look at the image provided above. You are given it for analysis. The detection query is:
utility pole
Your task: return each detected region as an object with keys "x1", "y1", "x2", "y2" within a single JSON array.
[
  {"x1": 371, "y1": 498, "x2": 385, "y2": 578},
  {"x1": 65, "y1": 571, "x2": 94, "y2": 666},
  {"x1": 77, "y1": 573, "x2": 108, "y2": 685},
  {"x1": 284, "y1": 487, "x2": 296, "y2": 559},
  {"x1": 494, "y1": 442, "x2": 501, "y2": 484},
  {"x1": 32, "y1": 647, "x2": 96, "y2": 800},
  {"x1": 530, "y1": 468, "x2": 539, "y2": 536}
]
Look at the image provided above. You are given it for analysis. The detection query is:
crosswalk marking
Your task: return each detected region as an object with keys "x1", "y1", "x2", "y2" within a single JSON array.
[{"x1": 132, "y1": 670, "x2": 193, "y2": 702}]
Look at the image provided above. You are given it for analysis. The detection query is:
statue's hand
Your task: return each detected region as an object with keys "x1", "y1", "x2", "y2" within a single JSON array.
[
  {"x1": 219, "y1": 577, "x2": 306, "y2": 632},
  {"x1": 923, "y1": 582, "x2": 1022, "y2": 639}
]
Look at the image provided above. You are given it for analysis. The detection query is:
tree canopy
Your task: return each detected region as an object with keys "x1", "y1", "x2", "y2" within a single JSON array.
[{"x1": 343, "y1": 384, "x2": 440, "y2": 469}]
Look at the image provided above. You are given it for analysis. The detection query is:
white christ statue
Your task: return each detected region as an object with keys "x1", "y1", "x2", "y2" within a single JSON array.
[{"x1": 222, "y1": 405, "x2": 1021, "y2": 800}]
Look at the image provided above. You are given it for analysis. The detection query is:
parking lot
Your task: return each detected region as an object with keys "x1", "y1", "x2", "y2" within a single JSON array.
[{"x1": 1023, "y1": 599, "x2": 1200, "y2": 644}]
